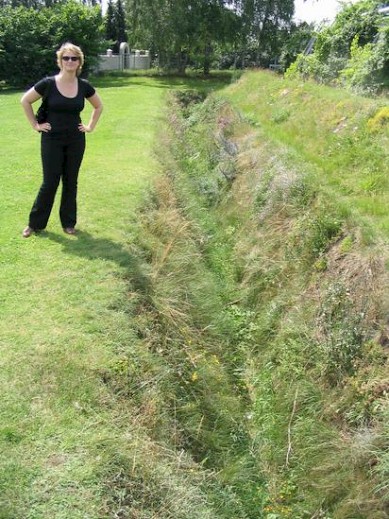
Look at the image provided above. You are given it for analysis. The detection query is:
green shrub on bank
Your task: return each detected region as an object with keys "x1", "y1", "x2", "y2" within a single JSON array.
[{"x1": 286, "y1": 0, "x2": 389, "y2": 94}]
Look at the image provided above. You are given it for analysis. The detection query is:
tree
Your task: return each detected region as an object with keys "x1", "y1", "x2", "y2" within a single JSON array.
[
  {"x1": 105, "y1": 0, "x2": 117, "y2": 41},
  {"x1": 0, "y1": 2, "x2": 103, "y2": 87},
  {"x1": 286, "y1": 0, "x2": 388, "y2": 92},
  {"x1": 279, "y1": 21, "x2": 314, "y2": 70},
  {"x1": 195, "y1": 0, "x2": 238, "y2": 74},
  {"x1": 238, "y1": 0, "x2": 295, "y2": 66},
  {"x1": 124, "y1": 0, "x2": 297, "y2": 73},
  {"x1": 6, "y1": 0, "x2": 100, "y2": 5},
  {"x1": 115, "y1": 0, "x2": 127, "y2": 43},
  {"x1": 104, "y1": 0, "x2": 127, "y2": 52},
  {"x1": 125, "y1": 0, "x2": 241, "y2": 73}
]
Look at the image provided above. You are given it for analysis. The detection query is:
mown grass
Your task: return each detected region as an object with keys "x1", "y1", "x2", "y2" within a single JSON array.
[{"x1": 0, "y1": 74, "x2": 232, "y2": 518}]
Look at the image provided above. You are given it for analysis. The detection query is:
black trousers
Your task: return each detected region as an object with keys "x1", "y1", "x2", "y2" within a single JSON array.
[{"x1": 28, "y1": 131, "x2": 86, "y2": 230}]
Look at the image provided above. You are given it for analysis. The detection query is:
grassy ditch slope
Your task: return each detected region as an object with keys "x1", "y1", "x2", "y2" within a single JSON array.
[{"x1": 132, "y1": 70, "x2": 389, "y2": 518}]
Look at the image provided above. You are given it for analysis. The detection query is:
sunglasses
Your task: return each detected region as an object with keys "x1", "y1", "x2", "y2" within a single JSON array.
[{"x1": 62, "y1": 56, "x2": 79, "y2": 62}]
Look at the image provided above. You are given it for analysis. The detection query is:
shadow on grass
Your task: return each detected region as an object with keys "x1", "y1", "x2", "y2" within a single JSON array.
[
  {"x1": 92, "y1": 73, "x2": 232, "y2": 93},
  {"x1": 43, "y1": 230, "x2": 151, "y2": 296}
]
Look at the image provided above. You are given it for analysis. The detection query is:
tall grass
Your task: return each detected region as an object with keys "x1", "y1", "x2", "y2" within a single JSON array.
[{"x1": 134, "y1": 73, "x2": 389, "y2": 518}]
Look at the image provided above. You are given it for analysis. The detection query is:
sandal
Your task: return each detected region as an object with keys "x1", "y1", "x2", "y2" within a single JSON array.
[
  {"x1": 22, "y1": 226, "x2": 34, "y2": 238},
  {"x1": 63, "y1": 227, "x2": 76, "y2": 235}
]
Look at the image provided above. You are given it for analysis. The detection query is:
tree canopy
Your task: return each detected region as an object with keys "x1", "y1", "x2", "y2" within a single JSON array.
[
  {"x1": 0, "y1": 1, "x2": 103, "y2": 86},
  {"x1": 0, "y1": 0, "x2": 386, "y2": 91},
  {"x1": 124, "y1": 0, "x2": 296, "y2": 72}
]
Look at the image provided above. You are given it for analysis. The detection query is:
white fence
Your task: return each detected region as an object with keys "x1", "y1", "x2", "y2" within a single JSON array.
[{"x1": 97, "y1": 47, "x2": 151, "y2": 72}]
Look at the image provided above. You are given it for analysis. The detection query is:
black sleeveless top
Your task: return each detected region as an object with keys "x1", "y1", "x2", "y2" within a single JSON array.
[{"x1": 34, "y1": 76, "x2": 96, "y2": 132}]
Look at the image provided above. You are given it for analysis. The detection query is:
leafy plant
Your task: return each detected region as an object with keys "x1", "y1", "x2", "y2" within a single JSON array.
[
  {"x1": 318, "y1": 282, "x2": 365, "y2": 383},
  {"x1": 367, "y1": 106, "x2": 389, "y2": 132},
  {"x1": 286, "y1": 0, "x2": 389, "y2": 94},
  {"x1": 0, "y1": 2, "x2": 103, "y2": 87}
]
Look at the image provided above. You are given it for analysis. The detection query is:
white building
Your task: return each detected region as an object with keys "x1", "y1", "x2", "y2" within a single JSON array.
[{"x1": 98, "y1": 42, "x2": 151, "y2": 71}]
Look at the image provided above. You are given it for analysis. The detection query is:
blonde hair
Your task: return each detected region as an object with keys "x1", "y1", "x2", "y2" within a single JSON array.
[{"x1": 56, "y1": 42, "x2": 84, "y2": 76}]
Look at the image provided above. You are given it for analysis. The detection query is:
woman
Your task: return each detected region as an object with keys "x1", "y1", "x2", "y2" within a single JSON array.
[{"x1": 21, "y1": 42, "x2": 103, "y2": 238}]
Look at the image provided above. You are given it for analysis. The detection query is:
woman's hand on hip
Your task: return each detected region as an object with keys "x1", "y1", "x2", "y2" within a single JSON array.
[
  {"x1": 78, "y1": 123, "x2": 93, "y2": 133},
  {"x1": 35, "y1": 122, "x2": 51, "y2": 133}
]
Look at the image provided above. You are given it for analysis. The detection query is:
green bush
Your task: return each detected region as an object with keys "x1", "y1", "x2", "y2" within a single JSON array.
[
  {"x1": 340, "y1": 28, "x2": 389, "y2": 93},
  {"x1": 0, "y1": 2, "x2": 103, "y2": 87},
  {"x1": 286, "y1": 0, "x2": 389, "y2": 93}
]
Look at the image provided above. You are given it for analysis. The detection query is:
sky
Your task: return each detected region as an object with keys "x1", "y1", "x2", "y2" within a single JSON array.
[{"x1": 293, "y1": 0, "x2": 358, "y2": 24}]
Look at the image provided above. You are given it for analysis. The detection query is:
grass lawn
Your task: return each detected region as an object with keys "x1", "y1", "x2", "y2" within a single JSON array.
[{"x1": 0, "y1": 75, "x2": 228, "y2": 518}]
